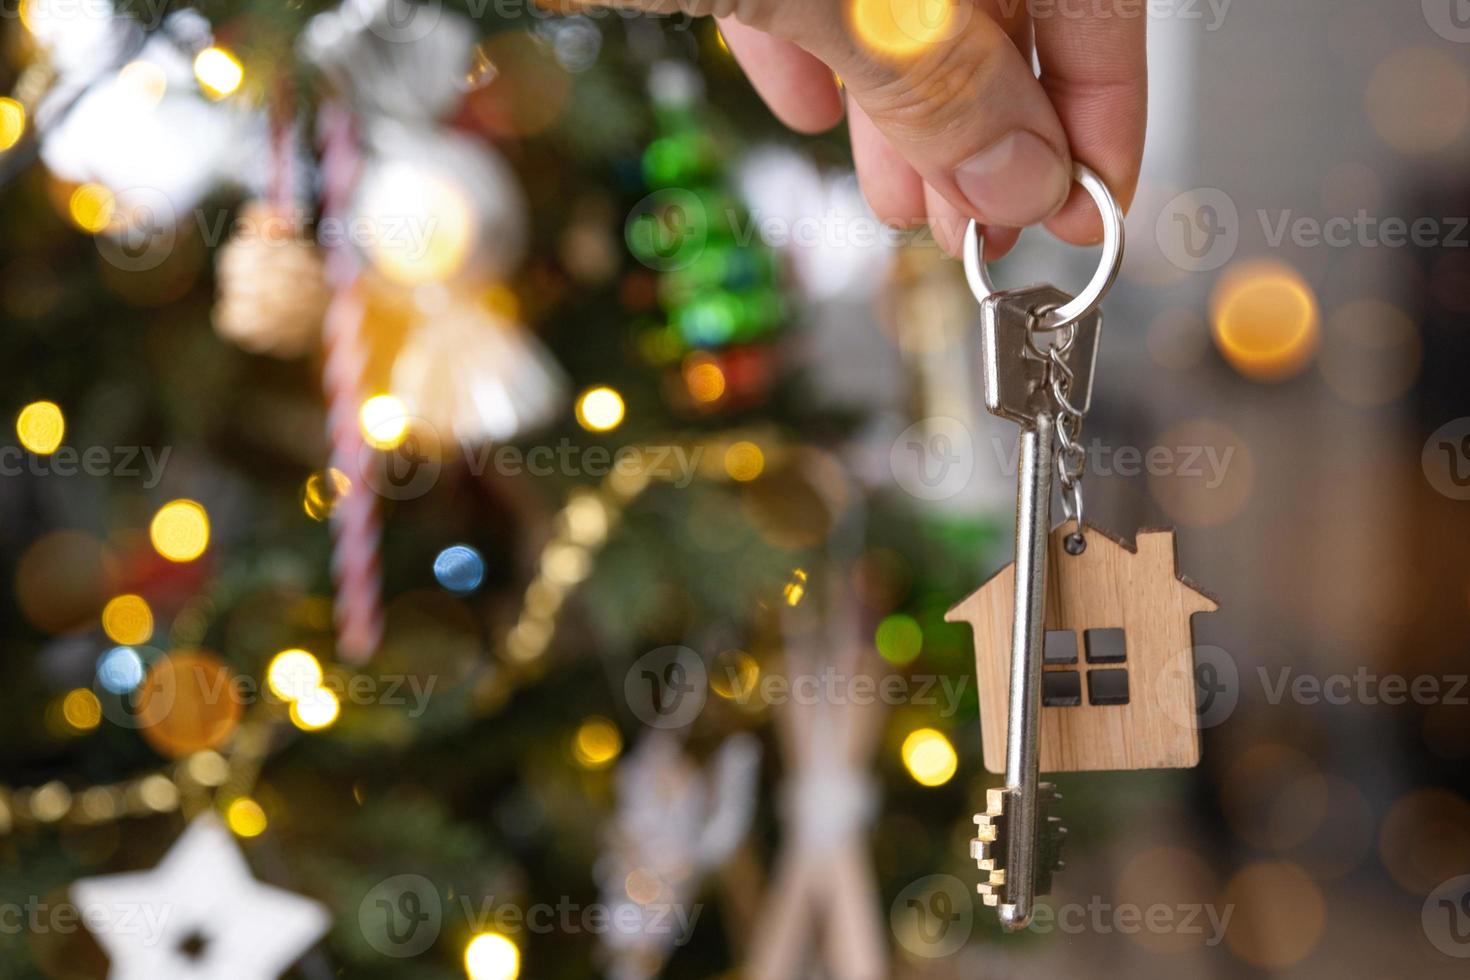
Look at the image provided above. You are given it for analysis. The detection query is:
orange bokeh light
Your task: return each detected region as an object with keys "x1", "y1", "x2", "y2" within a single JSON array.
[{"x1": 1210, "y1": 259, "x2": 1320, "y2": 381}]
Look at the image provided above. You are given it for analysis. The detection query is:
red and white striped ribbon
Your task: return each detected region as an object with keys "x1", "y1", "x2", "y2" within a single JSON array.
[{"x1": 319, "y1": 102, "x2": 383, "y2": 664}]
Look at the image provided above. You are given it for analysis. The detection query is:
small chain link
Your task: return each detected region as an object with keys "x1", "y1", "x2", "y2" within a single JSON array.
[{"x1": 1026, "y1": 306, "x2": 1091, "y2": 551}]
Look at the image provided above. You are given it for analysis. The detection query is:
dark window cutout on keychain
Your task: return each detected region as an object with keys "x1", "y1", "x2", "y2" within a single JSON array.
[
  {"x1": 1087, "y1": 668, "x2": 1131, "y2": 706},
  {"x1": 1042, "y1": 670, "x2": 1083, "y2": 707},
  {"x1": 1084, "y1": 628, "x2": 1127, "y2": 663},
  {"x1": 1044, "y1": 630, "x2": 1078, "y2": 664}
]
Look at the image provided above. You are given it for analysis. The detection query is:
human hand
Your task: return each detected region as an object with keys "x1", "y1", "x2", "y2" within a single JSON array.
[{"x1": 575, "y1": 0, "x2": 1146, "y2": 259}]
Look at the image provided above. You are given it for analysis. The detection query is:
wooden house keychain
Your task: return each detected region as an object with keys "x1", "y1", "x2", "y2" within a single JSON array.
[{"x1": 945, "y1": 166, "x2": 1219, "y2": 930}]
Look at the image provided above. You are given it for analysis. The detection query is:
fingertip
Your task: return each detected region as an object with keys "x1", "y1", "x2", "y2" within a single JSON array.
[
  {"x1": 983, "y1": 226, "x2": 1021, "y2": 261},
  {"x1": 850, "y1": 103, "x2": 926, "y2": 227},
  {"x1": 1043, "y1": 190, "x2": 1104, "y2": 247},
  {"x1": 718, "y1": 18, "x2": 845, "y2": 134},
  {"x1": 924, "y1": 182, "x2": 965, "y2": 258},
  {"x1": 1043, "y1": 173, "x2": 1138, "y2": 246}
]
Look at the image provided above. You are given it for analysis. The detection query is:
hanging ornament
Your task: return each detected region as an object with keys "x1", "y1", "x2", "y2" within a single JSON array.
[
  {"x1": 300, "y1": 0, "x2": 549, "y2": 660},
  {"x1": 317, "y1": 102, "x2": 384, "y2": 665},
  {"x1": 597, "y1": 732, "x2": 760, "y2": 980},
  {"x1": 39, "y1": 13, "x2": 261, "y2": 234},
  {"x1": 72, "y1": 816, "x2": 330, "y2": 979},
  {"x1": 213, "y1": 96, "x2": 326, "y2": 358},
  {"x1": 302, "y1": 0, "x2": 526, "y2": 288},
  {"x1": 747, "y1": 568, "x2": 887, "y2": 980},
  {"x1": 390, "y1": 287, "x2": 565, "y2": 445},
  {"x1": 299, "y1": 0, "x2": 476, "y2": 123},
  {"x1": 629, "y1": 60, "x2": 788, "y2": 427},
  {"x1": 212, "y1": 201, "x2": 330, "y2": 357}
]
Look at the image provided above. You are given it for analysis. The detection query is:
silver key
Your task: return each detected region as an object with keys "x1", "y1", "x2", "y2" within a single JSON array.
[{"x1": 973, "y1": 284, "x2": 1100, "y2": 929}]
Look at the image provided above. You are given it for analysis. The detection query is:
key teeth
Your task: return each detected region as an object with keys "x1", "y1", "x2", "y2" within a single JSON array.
[{"x1": 971, "y1": 784, "x2": 1069, "y2": 905}]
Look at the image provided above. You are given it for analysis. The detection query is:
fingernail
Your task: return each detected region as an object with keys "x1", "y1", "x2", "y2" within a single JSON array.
[{"x1": 955, "y1": 131, "x2": 1070, "y2": 227}]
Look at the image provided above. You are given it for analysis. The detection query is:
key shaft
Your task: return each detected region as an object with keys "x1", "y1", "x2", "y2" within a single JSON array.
[{"x1": 999, "y1": 412, "x2": 1055, "y2": 929}]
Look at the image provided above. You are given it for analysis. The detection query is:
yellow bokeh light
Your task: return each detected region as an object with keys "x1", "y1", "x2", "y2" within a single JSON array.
[
  {"x1": 902, "y1": 727, "x2": 957, "y2": 787},
  {"x1": 267, "y1": 648, "x2": 324, "y2": 703},
  {"x1": 118, "y1": 60, "x2": 167, "y2": 106},
  {"x1": 465, "y1": 931, "x2": 521, "y2": 980},
  {"x1": 68, "y1": 183, "x2": 115, "y2": 234},
  {"x1": 186, "y1": 750, "x2": 230, "y2": 787},
  {"x1": 30, "y1": 782, "x2": 71, "y2": 822},
  {"x1": 1210, "y1": 260, "x2": 1320, "y2": 381},
  {"x1": 575, "y1": 386, "x2": 625, "y2": 433},
  {"x1": 850, "y1": 0, "x2": 958, "y2": 59},
  {"x1": 683, "y1": 355, "x2": 726, "y2": 404},
  {"x1": 225, "y1": 797, "x2": 268, "y2": 838},
  {"x1": 359, "y1": 394, "x2": 410, "y2": 450},
  {"x1": 62, "y1": 688, "x2": 102, "y2": 732},
  {"x1": 193, "y1": 46, "x2": 244, "y2": 100},
  {"x1": 101, "y1": 594, "x2": 153, "y2": 645},
  {"x1": 572, "y1": 716, "x2": 623, "y2": 770},
  {"x1": 302, "y1": 468, "x2": 351, "y2": 521},
  {"x1": 16, "y1": 400, "x2": 64, "y2": 454},
  {"x1": 137, "y1": 774, "x2": 178, "y2": 812},
  {"x1": 710, "y1": 649, "x2": 760, "y2": 701},
  {"x1": 0, "y1": 98, "x2": 26, "y2": 152},
  {"x1": 150, "y1": 499, "x2": 210, "y2": 562},
  {"x1": 783, "y1": 568, "x2": 808, "y2": 606},
  {"x1": 724, "y1": 441, "x2": 765, "y2": 482},
  {"x1": 290, "y1": 688, "x2": 341, "y2": 731},
  {"x1": 364, "y1": 170, "x2": 475, "y2": 285}
]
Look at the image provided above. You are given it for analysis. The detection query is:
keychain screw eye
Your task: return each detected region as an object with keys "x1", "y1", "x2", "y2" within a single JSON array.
[{"x1": 1064, "y1": 533, "x2": 1087, "y2": 556}]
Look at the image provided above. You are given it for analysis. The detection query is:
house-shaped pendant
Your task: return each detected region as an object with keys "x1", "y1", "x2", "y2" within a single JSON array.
[{"x1": 947, "y1": 523, "x2": 1219, "y2": 774}]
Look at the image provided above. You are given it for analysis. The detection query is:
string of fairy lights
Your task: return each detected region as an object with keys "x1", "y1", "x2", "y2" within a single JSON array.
[
  {"x1": 7, "y1": 378, "x2": 851, "y2": 980},
  {"x1": 3, "y1": 381, "x2": 820, "y2": 831}
]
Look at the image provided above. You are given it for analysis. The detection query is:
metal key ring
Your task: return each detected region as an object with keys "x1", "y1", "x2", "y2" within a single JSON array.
[{"x1": 962, "y1": 163, "x2": 1124, "y2": 331}]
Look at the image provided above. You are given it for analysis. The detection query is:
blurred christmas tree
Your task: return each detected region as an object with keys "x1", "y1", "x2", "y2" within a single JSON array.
[{"x1": 0, "y1": 2, "x2": 1012, "y2": 978}]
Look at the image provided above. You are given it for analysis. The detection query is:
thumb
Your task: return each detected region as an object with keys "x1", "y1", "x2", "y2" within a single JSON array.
[{"x1": 753, "y1": 0, "x2": 1074, "y2": 228}]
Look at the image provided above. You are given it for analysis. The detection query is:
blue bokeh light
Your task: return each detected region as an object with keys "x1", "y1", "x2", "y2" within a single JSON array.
[
  {"x1": 97, "y1": 646, "x2": 146, "y2": 695},
  {"x1": 433, "y1": 545, "x2": 486, "y2": 595}
]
